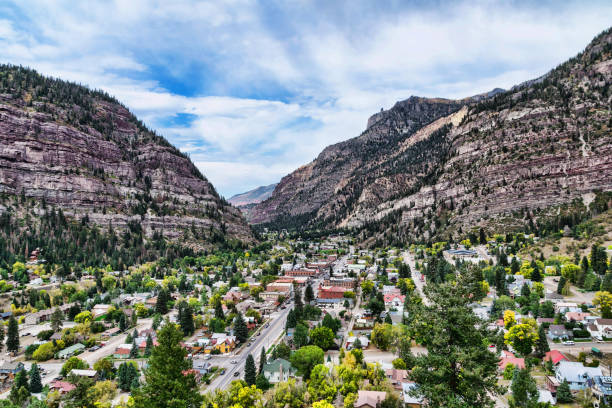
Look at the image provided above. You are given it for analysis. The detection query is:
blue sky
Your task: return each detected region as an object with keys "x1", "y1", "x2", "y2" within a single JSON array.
[{"x1": 0, "y1": 1, "x2": 611, "y2": 197}]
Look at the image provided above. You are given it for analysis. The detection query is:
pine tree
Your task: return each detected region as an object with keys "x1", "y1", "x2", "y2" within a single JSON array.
[
  {"x1": 119, "y1": 313, "x2": 127, "y2": 332},
  {"x1": 155, "y1": 289, "x2": 168, "y2": 315},
  {"x1": 130, "y1": 340, "x2": 139, "y2": 358},
  {"x1": 602, "y1": 273, "x2": 612, "y2": 292},
  {"x1": 14, "y1": 369, "x2": 29, "y2": 391},
  {"x1": 510, "y1": 368, "x2": 538, "y2": 407},
  {"x1": 557, "y1": 276, "x2": 567, "y2": 295},
  {"x1": 179, "y1": 302, "x2": 194, "y2": 336},
  {"x1": 214, "y1": 301, "x2": 224, "y2": 320},
  {"x1": 384, "y1": 313, "x2": 392, "y2": 324},
  {"x1": 535, "y1": 325, "x2": 550, "y2": 358},
  {"x1": 304, "y1": 284, "x2": 314, "y2": 303},
  {"x1": 244, "y1": 354, "x2": 256, "y2": 386},
  {"x1": 294, "y1": 287, "x2": 303, "y2": 319},
  {"x1": 234, "y1": 313, "x2": 248, "y2": 344},
  {"x1": 6, "y1": 316, "x2": 19, "y2": 353},
  {"x1": 29, "y1": 363, "x2": 42, "y2": 393},
  {"x1": 530, "y1": 265, "x2": 541, "y2": 283},
  {"x1": 144, "y1": 334, "x2": 153, "y2": 357},
  {"x1": 132, "y1": 323, "x2": 202, "y2": 408},
  {"x1": 285, "y1": 309, "x2": 297, "y2": 331},
  {"x1": 259, "y1": 347, "x2": 266, "y2": 374},
  {"x1": 556, "y1": 379, "x2": 573, "y2": 403},
  {"x1": 50, "y1": 307, "x2": 64, "y2": 332},
  {"x1": 0, "y1": 323, "x2": 5, "y2": 352}
]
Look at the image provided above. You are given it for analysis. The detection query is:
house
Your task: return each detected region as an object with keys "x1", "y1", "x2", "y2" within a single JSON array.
[
  {"x1": 262, "y1": 358, "x2": 295, "y2": 383},
  {"x1": 192, "y1": 359, "x2": 212, "y2": 375},
  {"x1": 566, "y1": 312, "x2": 591, "y2": 323},
  {"x1": 0, "y1": 312, "x2": 12, "y2": 321},
  {"x1": 69, "y1": 369, "x2": 98, "y2": 380},
  {"x1": 545, "y1": 292, "x2": 564, "y2": 302},
  {"x1": 113, "y1": 344, "x2": 132, "y2": 359},
  {"x1": 383, "y1": 293, "x2": 405, "y2": 308},
  {"x1": 345, "y1": 336, "x2": 369, "y2": 350},
  {"x1": 555, "y1": 361, "x2": 602, "y2": 391},
  {"x1": 101, "y1": 327, "x2": 121, "y2": 339},
  {"x1": 209, "y1": 334, "x2": 236, "y2": 353},
  {"x1": 354, "y1": 390, "x2": 387, "y2": 408},
  {"x1": 92, "y1": 304, "x2": 111, "y2": 318},
  {"x1": 537, "y1": 389, "x2": 556, "y2": 405},
  {"x1": 547, "y1": 325, "x2": 572, "y2": 340},
  {"x1": 402, "y1": 382, "x2": 424, "y2": 408},
  {"x1": 317, "y1": 286, "x2": 347, "y2": 303},
  {"x1": 57, "y1": 343, "x2": 85, "y2": 359},
  {"x1": 324, "y1": 277, "x2": 356, "y2": 289},
  {"x1": 536, "y1": 318, "x2": 555, "y2": 325},
  {"x1": 592, "y1": 376, "x2": 612, "y2": 406},
  {"x1": 595, "y1": 319, "x2": 612, "y2": 338},
  {"x1": 499, "y1": 351, "x2": 525, "y2": 371},
  {"x1": 0, "y1": 361, "x2": 24, "y2": 377},
  {"x1": 385, "y1": 369, "x2": 409, "y2": 390},
  {"x1": 50, "y1": 380, "x2": 76, "y2": 394},
  {"x1": 543, "y1": 350, "x2": 568, "y2": 366},
  {"x1": 555, "y1": 302, "x2": 579, "y2": 314}
]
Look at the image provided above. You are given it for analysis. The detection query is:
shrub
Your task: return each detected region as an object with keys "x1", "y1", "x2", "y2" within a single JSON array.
[
  {"x1": 37, "y1": 329, "x2": 54, "y2": 341},
  {"x1": 32, "y1": 342, "x2": 56, "y2": 361}
]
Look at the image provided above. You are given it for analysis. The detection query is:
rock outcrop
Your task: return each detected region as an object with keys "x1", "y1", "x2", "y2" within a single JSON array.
[
  {"x1": 250, "y1": 28, "x2": 612, "y2": 243},
  {"x1": 0, "y1": 65, "x2": 255, "y2": 247}
]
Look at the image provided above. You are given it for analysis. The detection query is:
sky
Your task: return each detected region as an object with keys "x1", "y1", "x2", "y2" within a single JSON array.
[{"x1": 0, "y1": 1, "x2": 611, "y2": 197}]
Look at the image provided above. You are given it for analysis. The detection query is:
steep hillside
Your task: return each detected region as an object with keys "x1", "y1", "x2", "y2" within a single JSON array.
[
  {"x1": 0, "y1": 65, "x2": 255, "y2": 261},
  {"x1": 228, "y1": 183, "x2": 277, "y2": 207},
  {"x1": 251, "y1": 28, "x2": 612, "y2": 245}
]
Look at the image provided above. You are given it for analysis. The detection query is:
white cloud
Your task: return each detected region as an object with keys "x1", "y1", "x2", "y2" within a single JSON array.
[{"x1": 1, "y1": 1, "x2": 611, "y2": 196}]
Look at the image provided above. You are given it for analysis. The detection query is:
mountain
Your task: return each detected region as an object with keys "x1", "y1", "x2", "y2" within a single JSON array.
[
  {"x1": 0, "y1": 64, "x2": 255, "y2": 262},
  {"x1": 228, "y1": 184, "x2": 277, "y2": 207},
  {"x1": 250, "y1": 28, "x2": 612, "y2": 245}
]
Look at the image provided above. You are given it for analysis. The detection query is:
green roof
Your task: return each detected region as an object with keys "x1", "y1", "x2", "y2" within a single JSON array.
[
  {"x1": 58, "y1": 343, "x2": 85, "y2": 357},
  {"x1": 262, "y1": 358, "x2": 293, "y2": 374}
]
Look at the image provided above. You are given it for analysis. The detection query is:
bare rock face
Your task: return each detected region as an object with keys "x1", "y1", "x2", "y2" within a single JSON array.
[
  {"x1": 251, "y1": 28, "x2": 612, "y2": 241},
  {"x1": 0, "y1": 66, "x2": 255, "y2": 247}
]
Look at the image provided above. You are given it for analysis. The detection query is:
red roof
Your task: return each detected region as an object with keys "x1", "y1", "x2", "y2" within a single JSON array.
[
  {"x1": 544, "y1": 350, "x2": 568, "y2": 365},
  {"x1": 383, "y1": 293, "x2": 406, "y2": 303},
  {"x1": 499, "y1": 356, "x2": 525, "y2": 370},
  {"x1": 50, "y1": 380, "x2": 76, "y2": 393}
]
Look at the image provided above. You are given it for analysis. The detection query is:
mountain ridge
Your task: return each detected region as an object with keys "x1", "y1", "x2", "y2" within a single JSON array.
[{"x1": 250, "y1": 27, "x2": 612, "y2": 245}]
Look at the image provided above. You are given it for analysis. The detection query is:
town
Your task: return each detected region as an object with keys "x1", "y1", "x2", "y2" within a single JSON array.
[{"x1": 0, "y1": 227, "x2": 609, "y2": 408}]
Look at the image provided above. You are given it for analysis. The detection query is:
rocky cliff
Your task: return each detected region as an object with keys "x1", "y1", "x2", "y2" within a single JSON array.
[
  {"x1": 0, "y1": 65, "x2": 255, "y2": 248},
  {"x1": 250, "y1": 28, "x2": 612, "y2": 244}
]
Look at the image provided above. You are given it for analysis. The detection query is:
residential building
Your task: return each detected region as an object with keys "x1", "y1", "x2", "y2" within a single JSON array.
[
  {"x1": 592, "y1": 376, "x2": 612, "y2": 406},
  {"x1": 555, "y1": 361, "x2": 602, "y2": 391},
  {"x1": 402, "y1": 382, "x2": 424, "y2": 408},
  {"x1": 354, "y1": 390, "x2": 387, "y2": 408},
  {"x1": 543, "y1": 350, "x2": 568, "y2": 366},
  {"x1": 57, "y1": 343, "x2": 85, "y2": 359},
  {"x1": 547, "y1": 325, "x2": 572, "y2": 340},
  {"x1": 262, "y1": 358, "x2": 295, "y2": 383}
]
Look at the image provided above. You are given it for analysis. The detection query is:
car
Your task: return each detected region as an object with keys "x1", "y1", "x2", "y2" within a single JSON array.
[
  {"x1": 488, "y1": 344, "x2": 495, "y2": 348},
  {"x1": 247, "y1": 342, "x2": 252, "y2": 346},
  {"x1": 257, "y1": 332, "x2": 261, "y2": 336},
  {"x1": 596, "y1": 338, "x2": 604, "y2": 343},
  {"x1": 231, "y1": 360, "x2": 237, "y2": 364},
  {"x1": 204, "y1": 354, "x2": 212, "y2": 360},
  {"x1": 264, "y1": 323, "x2": 270, "y2": 328},
  {"x1": 89, "y1": 345, "x2": 101, "y2": 352},
  {"x1": 562, "y1": 341, "x2": 575, "y2": 346},
  {"x1": 234, "y1": 371, "x2": 240, "y2": 377},
  {"x1": 220, "y1": 369, "x2": 226, "y2": 375}
]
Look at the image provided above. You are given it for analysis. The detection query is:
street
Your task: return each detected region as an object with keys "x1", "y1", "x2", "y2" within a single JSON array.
[{"x1": 402, "y1": 251, "x2": 429, "y2": 305}]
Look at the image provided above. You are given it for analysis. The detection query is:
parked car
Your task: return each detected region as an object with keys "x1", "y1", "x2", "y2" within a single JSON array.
[
  {"x1": 233, "y1": 371, "x2": 240, "y2": 377},
  {"x1": 231, "y1": 360, "x2": 237, "y2": 364},
  {"x1": 247, "y1": 342, "x2": 252, "y2": 346},
  {"x1": 562, "y1": 340, "x2": 575, "y2": 346}
]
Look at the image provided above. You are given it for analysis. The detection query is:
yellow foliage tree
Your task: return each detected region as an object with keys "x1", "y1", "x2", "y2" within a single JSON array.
[{"x1": 503, "y1": 310, "x2": 516, "y2": 329}]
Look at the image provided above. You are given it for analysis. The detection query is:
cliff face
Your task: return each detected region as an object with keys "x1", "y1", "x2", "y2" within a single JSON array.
[
  {"x1": 228, "y1": 183, "x2": 277, "y2": 207},
  {"x1": 0, "y1": 65, "x2": 255, "y2": 247},
  {"x1": 251, "y1": 28, "x2": 612, "y2": 242}
]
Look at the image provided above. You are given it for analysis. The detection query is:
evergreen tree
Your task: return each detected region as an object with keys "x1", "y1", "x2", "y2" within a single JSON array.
[
  {"x1": 294, "y1": 287, "x2": 303, "y2": 319},
  {"x1": 0, "y1": 323, "x2": 4, "y2": 352},
  {"x1": 244, "y1": 353, "x2": 256, "y2": 386},
  {"x1": 130, "y1": 340, "x2": 139, "y2": 358},
  {"x1": 255, "y1": 373, "x2": 270, "y2": 390},
  {"x1": 602, "y1": 273, "x2": 612, "y2": 292},
  {"x1": 535, "y1": 325, "x2": 550, "y2": 358},
  {"x1": 304, "y1": 284, "x2": 314, "y2": 304},
  {"x1": 119, "y1": 313, "x2": 127, "y2": 332},
  {"x1": 29, "y1": 363, "x2": 42, "y2": 393},
  {"x1": 214, "y1": 301, "x2": 224, "y2": 320},
  {"x1": 14, "y1": 369, "x2": 29, "y2": 391},
  {"x1": 259, "y1": 347, "x2": 267, "y2": 375},
  {"x1": 406, "y1": 266, "x2": 502, "y2": 406},
  {"x1": 50, "y1": 307, "x2": 64, "y2": 332},
  {"x1": 530, "y1": 264, "x2": 541, "y2": 283},
  {"x1": 384, "y1": 313, "x2": 392, "y2": 324},
  {"x1": 234, "y1": 313, "x2": 248, "y2": 344},
  {"x1": 285, "y1": 309, "x2": 297, "y2": 330},
  {"x1": 520, "y1": 283, "x2": 531, "y2": 298},
  {"x1": 556, "y1": 379, "x2": 573, "y2": 403},
  {"x1": 132, "y1": 323, "x2": 202, "y2": 408},
  {"x1": 557, "y1": 276, "x2": 567, "y2": 295},
  {"x1": 155, "y1": 289, "x2": 169, "y2": 315},
  {"x1": 479, "y1": 228, "x2": 486, "y2": 244},
  {"x1": 144, "y1": 334, "x2": 153, "y2": 357},
  {"x1": 510, "y1": 368, "x2": 538, "y2": 407},
  {"x1": 178, "y1": 302, "x2": 194, "y2": 336},
  {"x1": 6, "y1": 316, "x2": 19, "y2": 353}
]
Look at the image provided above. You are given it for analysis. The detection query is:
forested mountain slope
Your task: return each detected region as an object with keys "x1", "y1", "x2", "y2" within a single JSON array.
[
  {"x1": 0, "y1": 65, "x2": 255, "y2": 267},
  {"x1": 251, "y1": 28, "x2": 612, "y2": 245}
]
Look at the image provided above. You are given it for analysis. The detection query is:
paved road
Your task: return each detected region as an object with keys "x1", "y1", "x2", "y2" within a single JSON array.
[
  {"x1": 206, "y1": 306, "x2": 291, "y2": 391},
  {"x1": 402, "y1": 251, "x2": 429, "y2": 305}
]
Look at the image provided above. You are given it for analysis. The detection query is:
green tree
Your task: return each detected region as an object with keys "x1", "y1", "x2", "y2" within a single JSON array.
[
  {"x1": 407, "y1": 267, "x2": 502, "y2": 407},
  {"x1": 144, "y1": 334, "x2": 153, "y2": 357},
  {"x1": 602, "y1": 273, "x2": 612, "y2": 292},
  {"x1": 308, "y1": 364, "x2": 337, "y2": 403},
  {"x1": 309, "y1": 326, "x2": 335, "y2": 351},
  {"x1": 255, "y1": 373, "x2": 270, "y2": 391},
  {"x1": 535, "y1": 325, "x2": 550, "y2": 358},
  {"x1": 294, "y1": 323, "x2": 309, "y2": 349},
  {"x1": 132, "y1": 322, "x2": 202, "y2": 408},
  {"x1": 510, "y1": 368, "x2": 538, "y2": 407},
  {"x1": 258, "y1": 347, "x2": 266, "y2": 375},
  {"x1": 244, "y1": 353, "x2": 256, "y2": 386},
  {"x1": 61, "y1": 357, "x2": 88, "y2": 376},
  {"x1": 0, "y1": 323, "x2": 4, "y2": 352},
  {"x1": 119, "y1": 313, "x2": 127, "y2": 332},
  {"x1": 50, "y1": 307, "x2": 64, "y2": 333},
  {"x1": 6, "y1": 316, "x2": 19, "y2": 353},
  {"x1": 234, "y1": 313, "x2": 248, "y2": 344},
  {"x1": 556, "y1": 276, "x2": 567, "y2": 295},
  {"x1": 285, "y1": 309, "x2": 297, "y2": 331},
  {"x1": 556, "y1": 379, "x2": 573, "y2": 403},
  {"x1": 130, "y1": 340, "x2": 139, "y2": 358},
  {"x1": 504, "y1": 322, "x2": 538, "y2": 356},
  {"x1": 290, "y1": 345, "x2": 324, "y2": 380},
  {"x1": 28, "y1": 363, "x2": 42, "y2": 393},
  {"x1": 305, "y1": 284, "x2": 314, "y2": 303},
  {"x1": 322, "y1": 314, "x2": 340, "y2": 334},
  {"x1": 178, "y1": 301, "x2": 194, "y2": 336},
  {"x1": 155, "y1": 289, "x2": 168, "y2": 315}
]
